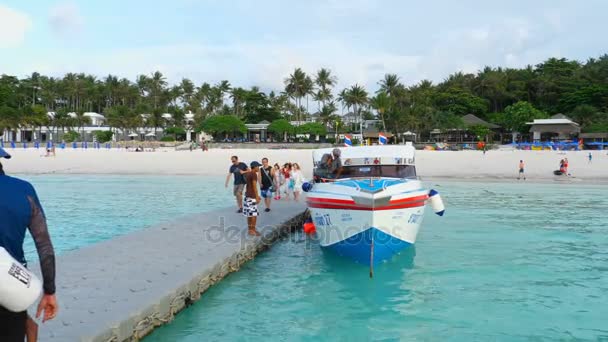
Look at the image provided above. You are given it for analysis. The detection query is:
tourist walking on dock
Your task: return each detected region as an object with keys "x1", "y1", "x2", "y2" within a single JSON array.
[
  {"x1": 273, "y1": 163, "x2": 282, "y2": 200},
  {"x1": 0, "y1": 147, "x2": 58, "y2": 341},
  {"x1": 282, "y1": 163, "x2": 293, "y2": 200},
  {"x1": 518, "y1": 160, "x2": 526, "y2": 180},
  {"x1": 244, "y1": 161, "x2": 262, "y2": 236},
  {"x1": 226, "y1": 156, "x2": 249, "y2": 213},
  {"x1": 291, "y1": 163, "x2": 305, "y2": 202},
  {"x1": 259, "y1": 158, "x2": 274, "y2": 212}
]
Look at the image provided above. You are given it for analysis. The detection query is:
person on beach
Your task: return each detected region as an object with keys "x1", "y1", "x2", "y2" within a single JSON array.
[
  {"x1": 244, "y1": 161, "x2": 262, "y2": 236},
  {"x1": 564, "y1": 158, "x2": 569, "y2": 175},
  {"x1": 259, "y1": 158, "x2": 274, "y2": 212},
  {"x1": 518, "y1": 160, "x2": 526, "y2": 180},
  {"x1": 273, "y1": 163, "x2": 282, "y2": 200},
  {"x1": 290, "y1": 163, "x2": 305, "y2": 201},
  {"x1": 225, "y1": 156, "x2": 249, "y2": 213},
  {"x1": 588, "y1": 152, "x2": 593, "y2": 164},
  {"x1": 0, "y1": 147, "x2": 58, "y2": 342}
]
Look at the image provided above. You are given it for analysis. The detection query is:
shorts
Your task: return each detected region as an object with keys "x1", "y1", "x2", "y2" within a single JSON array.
[
  {"x1": 261, "y1": 189, "x2": 272, "y2": 198},
  {"x1": 519, "y1": 168, "x2": 524, "y2": 173},
  {"x1": 243, "y1": 197, "x2": 259, "y2": 217},
  {"x1": 0, "y1": 306, "x2": 26, "y2": 341},
  {"x1": 233, "y1": 184, "x2": 245, "y2": 196}
]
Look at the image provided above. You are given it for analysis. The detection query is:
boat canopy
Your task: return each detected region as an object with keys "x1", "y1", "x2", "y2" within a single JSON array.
[{"x1": 313, "y1": 145, "x2": 416, "y2": 167}]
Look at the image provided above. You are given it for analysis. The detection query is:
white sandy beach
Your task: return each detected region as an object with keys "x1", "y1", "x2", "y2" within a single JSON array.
[{"x1": 2, "y1": 147, "x2": 607, "y2": 182}]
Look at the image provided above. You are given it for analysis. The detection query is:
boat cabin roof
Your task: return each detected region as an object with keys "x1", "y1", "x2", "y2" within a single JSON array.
[{"x1": 313, "y1": 145, "x2": 416, "y2": 166}]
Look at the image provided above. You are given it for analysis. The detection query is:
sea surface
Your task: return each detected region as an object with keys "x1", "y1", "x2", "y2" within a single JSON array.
[
  {"x1": 18, "y1": 176, "x2": 608, "y2": 341},
  {"x1": 146, "y1": 181, "x2": 608, "y2": 341},
  {"x1": 19, "y1": 175, "x2": 230, "y2": 259}
]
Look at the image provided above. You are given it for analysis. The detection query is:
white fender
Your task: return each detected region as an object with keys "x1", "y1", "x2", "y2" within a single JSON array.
[
  {"x1": 429, "y1": 189, "x2": 445, "y2": 216},
  {"x1": 0, "y1": 247, "x2": 42, "y2": 312}
]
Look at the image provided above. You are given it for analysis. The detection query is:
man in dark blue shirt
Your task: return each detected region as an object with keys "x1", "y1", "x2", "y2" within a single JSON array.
[
  {"x1": 0, "y1": 147, "x2": 58, "y2": 341},
  {"x1": 225, "y1": 155, "x2": 249, "y2": 213}
]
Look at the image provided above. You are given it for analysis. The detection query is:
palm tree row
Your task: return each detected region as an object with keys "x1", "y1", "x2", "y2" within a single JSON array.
[{"x1": 2, "y1": 54, "x2": 608, "y2": 139}]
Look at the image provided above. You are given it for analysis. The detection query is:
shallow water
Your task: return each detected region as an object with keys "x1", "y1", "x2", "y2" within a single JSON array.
[
  {"x1": 18, "y1": 175, "x2": 230, "y2": 260},
  {"x1": 145, "y1": 181, "x2": 608, "y2": 341}
]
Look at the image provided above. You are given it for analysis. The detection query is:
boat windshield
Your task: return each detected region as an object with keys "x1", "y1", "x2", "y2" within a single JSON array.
[{"x1": 336, "y1": 165, "x2": 417, "y2": 179}]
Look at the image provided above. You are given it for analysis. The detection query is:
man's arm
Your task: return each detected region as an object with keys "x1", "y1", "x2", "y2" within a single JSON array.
[
  {"x1": 27, "y1": 192, "x2": 58, "y2": 322},
  {"x1": 225, "y1": 173, "x2": 231, "y2": 187}
]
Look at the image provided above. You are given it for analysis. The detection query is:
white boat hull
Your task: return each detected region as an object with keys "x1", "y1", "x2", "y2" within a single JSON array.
[{"x1": 306, "y1": 178, "x2": 428, "y2": 265}]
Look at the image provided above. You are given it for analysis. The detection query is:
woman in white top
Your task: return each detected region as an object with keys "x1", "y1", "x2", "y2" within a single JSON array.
[{"x1": 290, "y1": 163, "x2": 305, "y2": 202}]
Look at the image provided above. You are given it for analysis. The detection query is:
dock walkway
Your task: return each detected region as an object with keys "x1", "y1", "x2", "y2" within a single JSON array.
[{"x1": 31, "y1": 201, "x2": 307, "y2": 341}]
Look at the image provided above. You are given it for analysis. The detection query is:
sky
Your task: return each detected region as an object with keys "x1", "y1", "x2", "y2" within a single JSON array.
[{"x1": 1, "y1": 0, "x2": 607, "y2": 92}]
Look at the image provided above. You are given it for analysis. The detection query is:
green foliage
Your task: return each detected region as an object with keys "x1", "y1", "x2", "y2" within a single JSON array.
[
  {"x1": 582, "y1": 121, "x2": 608, "y2": 133},
  {"x1": 165, "y1": 126, "x2": 186, "y2": 141},
  {"x1": 94, "y1": 131, "x2": 114, "y2": 143},
  {"x1": 160, "y1": 136, "x2": 175, "y2": 142},
  {"x1": 62, "y1": 131, "x2": 80, "y2": 142},
  {"x1": 198, "y1": 115, "x2": 246, "y2": 137},
  {"x1": 433, "y1": 87, "x2": 488, "y2": 116},
  {"x1": 1, "y1": 54, "x2": 608, "y2": 142},
  {"x1": 298, "y1": 122, "x2": 327, "y2": 136},
  {"x1": 503, "y1": 101, "x2": 548, "y2": 133},
  {"x1": 469, "y1": 125, "x2": 492, "y2": 141},
  {"x1": 164, "y1": 126, "x2": 186, "y2": 135},
  {"x1": 268, "y1": 119, "x2": 294, "y2": 135},
  {"x1": 570, "y1": 105, "x2": 600, "y2": 127}
]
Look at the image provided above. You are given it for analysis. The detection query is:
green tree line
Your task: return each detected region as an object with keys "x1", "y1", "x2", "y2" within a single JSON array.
[{"x1": 1, "y1": 54, "x2": 607, "y2": 140}]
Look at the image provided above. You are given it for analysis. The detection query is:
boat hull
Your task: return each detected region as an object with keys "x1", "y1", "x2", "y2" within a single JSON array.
[{"x1": 307, "y1": 179, "x2": 427, "y2": 265}]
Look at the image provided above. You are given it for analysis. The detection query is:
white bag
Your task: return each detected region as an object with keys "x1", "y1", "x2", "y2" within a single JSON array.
[{"x1": 0, "y1": 247, "x2": 42, "y2": 312}]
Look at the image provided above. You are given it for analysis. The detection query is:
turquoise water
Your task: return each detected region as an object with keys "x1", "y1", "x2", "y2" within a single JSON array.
[
  {"x1": 19, "y1": 175, "x2": 230, "y2": 260},
  {"x1": 145, "y1": 181, "x2": 608, "y2": 341}
]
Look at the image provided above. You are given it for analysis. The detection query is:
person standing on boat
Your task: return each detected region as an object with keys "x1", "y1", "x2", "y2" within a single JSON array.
[
  {"x1": 0, "y1": 147, "x2": 58, "y2": 341},
  {"x1": 226, "y1": 156, "x2": 249, "y2": 213},
  {"x1": 259, "y1": 158, "x2": 274, "y2": 212},
  {"x1": 244, "y1": 161, "x2": 262, "y2": 236},
  {"x1": 329, "y1": 148, "x2": 343, "y2": 179}
]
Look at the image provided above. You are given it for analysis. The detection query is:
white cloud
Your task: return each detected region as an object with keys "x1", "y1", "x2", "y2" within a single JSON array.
[
  {"x1": 48, "y1": 1, "x2": 84, "y2": 37},
  {"x1": 0, "y1": 5, "x2": 32, "y2": 48}
]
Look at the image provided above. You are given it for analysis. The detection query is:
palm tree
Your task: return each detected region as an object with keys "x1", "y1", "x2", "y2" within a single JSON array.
[
  {"x1": 149, "y1": 71, "x2": 167, "y2": 109},
  {"x1": 180, "y1": 78, "x2": 195, "y2": 111},
  {"x1": 371, "y1": 91, "x2": 390, "y2": 131},
  {"x1": 314, "y1": 68, "x2": 337, "y2": 110},
  {"x1": 344, "y1": 84, "x2": 368, "y2": 142},
  {"x1": 284, "y1": 68, "x2": 310, "y2": 123},
  {"x1": 378, "y1": 74, "x2": 400, "y2": 96},
  {"x1": 230, "y1": 87, "x2": 247, "y2": 117}
]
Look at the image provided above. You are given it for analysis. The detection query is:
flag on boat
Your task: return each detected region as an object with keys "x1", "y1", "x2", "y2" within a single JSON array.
[
  {"x1": 378, "y1": 133, "x2": 388, "y2": 145},
  {"x1": 344, "y1": 135, "x2": 352, "y2": 147}
]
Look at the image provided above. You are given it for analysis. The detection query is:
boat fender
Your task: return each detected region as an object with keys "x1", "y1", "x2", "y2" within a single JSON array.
[
  {"x1": 303, "y1": 222, "x2": 316, "y2": 234},
  {"x1": 429, "y1": 189, "x2": 445, "y2": 216},
  {"x1": 0, "y1": 247, "x2": 42, "y2": 312},
  {"x1": 302, "y1": 182, "x2": 313, "y2": 192}
]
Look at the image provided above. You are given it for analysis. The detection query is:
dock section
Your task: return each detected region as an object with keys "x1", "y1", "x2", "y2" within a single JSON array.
[{"x1": 31, "y1": 201, "x2": 307, "y2": 341}]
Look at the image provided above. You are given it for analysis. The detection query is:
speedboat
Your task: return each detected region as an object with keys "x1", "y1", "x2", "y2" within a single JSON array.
[{"x1": 302, "y1": 143, "x2": 444, "y2": 267}]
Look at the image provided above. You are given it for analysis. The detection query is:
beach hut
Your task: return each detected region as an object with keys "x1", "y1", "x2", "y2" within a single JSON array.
[{"x1": 526, "y1": 114, "x2": 580, "y2": 141}]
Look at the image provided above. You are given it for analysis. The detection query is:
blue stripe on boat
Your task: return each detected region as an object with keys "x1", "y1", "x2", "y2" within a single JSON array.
[
  {"x1": 334, "y1": 179, "x2": 408, "y2": 192},
  {"x1": 323, "y1": 227, "x2": 412, "y2": 265}
]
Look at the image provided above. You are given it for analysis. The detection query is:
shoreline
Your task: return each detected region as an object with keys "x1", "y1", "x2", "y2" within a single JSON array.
[
  {"x1": 3, "y1": 148, "x2": 606, "y2": 184},
  {"x1": 13, "y1": 172, "x2": 608, "y2": 185}
]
